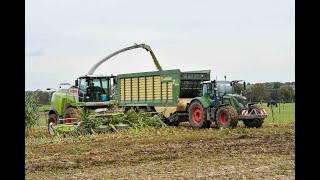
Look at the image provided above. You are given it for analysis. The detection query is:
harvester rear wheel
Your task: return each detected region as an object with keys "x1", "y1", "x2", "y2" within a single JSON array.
[
  {"x1": 188, "y1": 101, "x2": 211, "y2": 128},
  {"x1": 215, "y1": 105, "x2": 238, "y2": 128},
  {"x1": 48, "y1": 114, "x2": 57, "y2": 135},
  {"x1": 63, "y1": 107, "x2": 81, "y2": 124}
]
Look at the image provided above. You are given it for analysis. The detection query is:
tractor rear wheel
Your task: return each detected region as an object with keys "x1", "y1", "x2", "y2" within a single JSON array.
[
  {"x1": 63, "y1": 107, "x2": 81, "y2": 124},
  {"x1": 48, "y1": 113, "x2": 57, "y2": 135},
  {"x1": 243, "y1": 106, "x2": 264, "y2": 128},
  {"x1": 215, "y1": 105, "x2": 238, "y2": 128},
  {"x1": 188, "y1": 101, "x2": 211, "y2": 128}
]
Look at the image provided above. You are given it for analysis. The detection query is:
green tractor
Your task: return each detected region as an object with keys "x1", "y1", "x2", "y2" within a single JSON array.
[{"x1": 187, "y1": 79, "x2": 268, "y2": 128}]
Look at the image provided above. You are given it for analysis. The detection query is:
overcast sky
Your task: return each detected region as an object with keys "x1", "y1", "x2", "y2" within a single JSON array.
[{"x1": 25, "y1": 0, "x2": 294, "y2": 91}]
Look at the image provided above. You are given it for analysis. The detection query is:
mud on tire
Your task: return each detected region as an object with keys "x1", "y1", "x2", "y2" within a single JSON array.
[
  {"x1": 188, "y1": 101, "x2": 211, "y2": 128},
  {"x1": 243, "y1": 118, "x2": 264, "y2": 128},
  {"x1": 63, "y1": 107, "x2": 81, "y2": 124},
  {"x1": 215, "y1": 105, "x2": 238, "y2": 128},
  {"x1": 243, "y1": 105, "x2": 264, "y2": 128}
]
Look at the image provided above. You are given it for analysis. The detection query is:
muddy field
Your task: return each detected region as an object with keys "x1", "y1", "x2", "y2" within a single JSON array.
[{"x1": 26, "y1": 124, "x2": 294, "y2": 179}]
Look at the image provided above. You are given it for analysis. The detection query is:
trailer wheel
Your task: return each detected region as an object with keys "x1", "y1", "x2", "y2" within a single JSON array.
[
  {"x1": 216, "y1": 105, "x2": 238, "y2": 128},
  {"x1": 63, "y1": 107, "x2": 81, "y2": 124},
  {"x1": 243, "y1": 106, "x2": 264, "y2": 128},
  {"x1": 48, "y1": 114, "x2": 57, "y2": 135},
  {"x1": 188, "y1": 101, "x2": 210, "y2": 128}
]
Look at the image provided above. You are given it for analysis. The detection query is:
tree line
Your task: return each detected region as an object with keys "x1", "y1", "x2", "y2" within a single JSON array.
[
  {"x1": 26, "y1": 82, "x2": 295, "y2": 105},
  {"x1": 234, "y1": 82, "x2": 295, "y2": 103}
]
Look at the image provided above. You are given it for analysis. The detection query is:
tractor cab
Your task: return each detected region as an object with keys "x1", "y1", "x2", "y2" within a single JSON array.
[
  {"x1": 201, "y1": 80, "x2": 233, "y2": 100},
  {"x1": 75, "y1": 74, "x2": 117, "y2": 102},
  {"x1": 201, "y1": 80, "x2": 248, "y2": 110}
]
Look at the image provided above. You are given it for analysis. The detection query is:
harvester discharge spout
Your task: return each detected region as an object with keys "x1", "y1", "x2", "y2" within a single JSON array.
[{"x1": 87, "y1": 43, "x2": 162, "y2": 75}]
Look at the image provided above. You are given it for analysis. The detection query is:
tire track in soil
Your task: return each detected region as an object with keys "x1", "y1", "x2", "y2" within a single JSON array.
[{"x1": 26, "y1": 130, "x2": 294, "y2": 179}]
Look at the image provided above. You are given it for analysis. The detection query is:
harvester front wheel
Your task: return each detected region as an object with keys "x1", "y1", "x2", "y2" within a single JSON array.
[
  {"x1": 63, "y1": 107, "x2": 81, "y2": 124},
  {"x1": 188, "y1": 101, "x2": 210, "y2": 128},
  {"x1": 48, "y1": 114, "x2": 57, "y2": 135},
  {"x1": 215, "y1": 105, "x2": 238, "y2": 128}
]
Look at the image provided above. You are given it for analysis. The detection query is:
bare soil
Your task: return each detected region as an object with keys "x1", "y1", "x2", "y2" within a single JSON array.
[{"x1": 26, "y1": 125, "x2": 294, "y2": 179}]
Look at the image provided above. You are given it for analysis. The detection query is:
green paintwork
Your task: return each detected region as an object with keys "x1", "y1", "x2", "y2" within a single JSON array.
[
  {"x1": 191, "y1": 97, "x2": 212, "y2": 108},
  {"x1": 54, "y1": 125, "x2": 77, "y2": 132},
  {"x1": 109, "y1": 100, "x2": 118, "y2": 105},
  {"x1": 116, "y1": 69, "x2": 181, "y2": 107},
  {"x1": 50, "y1": 90, "x2": 76, "y2": 116},
  {"x1": 71, "y1": 102, "x2": 86, "y2": 107},
  {"x1": 222, "y1": 95, "x2": 242, "y2": 114}
]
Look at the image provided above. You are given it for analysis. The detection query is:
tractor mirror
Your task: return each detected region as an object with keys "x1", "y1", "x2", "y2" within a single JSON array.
[
  {"x1": 243, "y1": 82, "x2": 246, "y2": 90},
  {"x1": 75, "y1": 79, "x2": 78, "y2": 87}
]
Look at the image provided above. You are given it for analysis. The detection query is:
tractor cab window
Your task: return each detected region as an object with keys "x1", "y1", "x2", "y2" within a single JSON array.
[
  {"x1": 202, "y1": 83, "x2": 208, "y2": 96},
  {"x1": 217, "y1": 81, "x2": 233, "y2": 96},
  {"x1": 202, "y1": 83, "x2": 213, "y2": 99}
]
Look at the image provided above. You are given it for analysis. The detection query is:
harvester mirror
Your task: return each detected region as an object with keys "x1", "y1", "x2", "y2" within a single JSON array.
[
  {"x1": 243, "y1": 82, "x2": 246, "y2": 90},
  {"x1": 113, "y1": 78, "x2": 117, "y2": 85},
  {"x1": 75, "y1": 79, "x2": 78, "y2": 87}
]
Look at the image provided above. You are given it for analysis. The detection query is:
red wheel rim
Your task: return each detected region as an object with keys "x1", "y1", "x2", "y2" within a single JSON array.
[
  {"x1": 192, "y1": 107, "x2": 202, "y2": 124},
  {"x1": 219, "y1": 112, "x2": 228, "y2": 125},
  {"x1": 66, "y1": 115, "x2": 72, "y2": 124}
]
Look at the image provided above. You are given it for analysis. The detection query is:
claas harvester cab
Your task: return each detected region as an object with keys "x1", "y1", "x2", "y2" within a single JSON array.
[
  {"x1": 187, "y1": 79, "x2": 268, "y2": 128},
  {"x1": 47, "y1": 75, "x2": 118, "y2": 135}
]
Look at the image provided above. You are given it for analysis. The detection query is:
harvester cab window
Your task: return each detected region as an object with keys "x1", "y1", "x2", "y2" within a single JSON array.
[
  {"x1": 92, "y1": 78, "x2": 106, "y2": 94},
  {"x1": 101, "y1": 78, "x2": 109, "y2": 96},
  {"x1": 79, "y1": 79, "x2": 87, "y2": 91}
]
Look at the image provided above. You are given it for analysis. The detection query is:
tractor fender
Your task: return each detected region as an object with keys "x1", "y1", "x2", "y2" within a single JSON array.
[
  {"x1": 188, "y1": 97, "x2": 211, "y2": 109},
  {"x1": 188, "y1": 97, "x2": 212, "y2": 121}
]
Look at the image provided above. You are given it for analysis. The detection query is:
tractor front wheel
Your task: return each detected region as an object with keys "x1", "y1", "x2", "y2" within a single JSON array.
[
  {"x1": 215, "y1": 105, "x2": 238, "y2": 128},
  {"x1": 188, "y1": 101, "x2": 211, "y2": 128}
]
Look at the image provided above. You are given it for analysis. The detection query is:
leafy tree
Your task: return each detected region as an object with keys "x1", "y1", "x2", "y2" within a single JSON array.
[
  {"x1": 249, "y1": 83, "x2": 270, "y2": 102},
  {"x1": 25, "y1": 91, "x2": 39, "y2": 131},
  {"x1": 280, "y1": 85, "x2": 294, "y2": 102}
]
